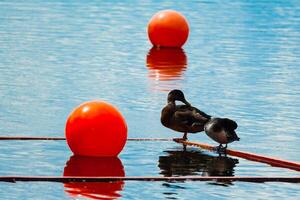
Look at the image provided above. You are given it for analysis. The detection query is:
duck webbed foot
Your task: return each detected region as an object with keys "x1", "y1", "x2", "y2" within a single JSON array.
[{"x1": 213, "y1": 144, "x2": 227, "y2": 155}]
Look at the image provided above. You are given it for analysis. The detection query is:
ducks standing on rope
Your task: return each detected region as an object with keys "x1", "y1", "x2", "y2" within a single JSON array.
[{"x1": 161, "y1": 89, "x2": 240, "y2": 152}]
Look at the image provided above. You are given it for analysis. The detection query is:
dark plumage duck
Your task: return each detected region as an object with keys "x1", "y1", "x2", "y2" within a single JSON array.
[
  {"x1": 204, "y1": 118, "x2": 240, "y2": 151},
  {"x1": 161, "y1": 89, "x2": 240, "y2": 150}
]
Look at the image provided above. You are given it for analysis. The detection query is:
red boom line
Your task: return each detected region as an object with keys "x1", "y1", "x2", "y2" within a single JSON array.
[
  {"x1": 0, "y1": 176, "x2": 299, "y2": 183},
  {"x1": 0, "y1": 136, "x2": 172, "y2": 141},
  {"x1": 1, "y1": 136, "x2": 300, "y2": 172},
  {"x1": 174, "y1": 139, "x2": 300, "y2": 172}
]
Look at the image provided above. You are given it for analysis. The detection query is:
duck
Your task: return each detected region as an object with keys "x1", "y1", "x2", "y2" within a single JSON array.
[
  {"x1": 161, "y1": 89, "x2": 240, "y2": 151},
  {"x1": 161, "y1": 89, "x2": 211, "y2": 140},
  {"x1": 204, "y1": 118, "x2": 240, "y2": 151}
]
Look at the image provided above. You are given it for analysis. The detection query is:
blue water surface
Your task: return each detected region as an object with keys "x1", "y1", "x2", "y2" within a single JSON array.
[{"x1": 0, "y1": 0, "x2": 300, "y2": 199}]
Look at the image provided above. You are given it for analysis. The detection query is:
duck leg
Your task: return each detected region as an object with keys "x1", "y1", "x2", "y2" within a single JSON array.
[
  {"x1": 182, "y1": 132, "x2": 188, "y2": 140},
  {"x1": 213, "y1": 144, "x2": 227, "y2": 154},
  {"x1": 179, "y1": 132, "x2": 187, "y2": 151},
  {"x1": 217, "y1": 144, "x2": 223, "y2": 151},
  {"x1": 183, "y1": 144, "x2": 187, "y2": 152},
  {"x1": 220, "y1": 144, "x2": 228, "y2": 156}
]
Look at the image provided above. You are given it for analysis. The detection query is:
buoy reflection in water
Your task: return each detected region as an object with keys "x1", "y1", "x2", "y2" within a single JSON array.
[
  {"x1": 63, "y1": 155, "x2": 125, "y2": 199},
  {"x1": 146, "y1": 47, "x2": 187, "y2": 92}
]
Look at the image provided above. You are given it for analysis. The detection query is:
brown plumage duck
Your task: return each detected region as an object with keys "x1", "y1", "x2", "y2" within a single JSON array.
[
  {"x1": 160, "y1": 89, "x2": 211, "y2": 140},
  {"x1": 161, "y1": 90, "x2": 239, "y2": 151}
]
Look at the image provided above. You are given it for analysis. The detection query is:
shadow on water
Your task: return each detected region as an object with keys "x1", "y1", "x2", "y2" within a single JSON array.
[
  {"x1": 63, "y1": 155, "x2": 125, "y2": 199},
  {"x1": 146, "y1": 47, "x2": 187, "y2": 92},
  {"x1": 158, "y1": 148, "x2": 239, "y2": 196}
]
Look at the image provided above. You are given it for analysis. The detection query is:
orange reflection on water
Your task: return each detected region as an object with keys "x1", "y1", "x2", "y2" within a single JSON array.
[
  {"x1": 146, "y1": 47, "x2": 187, "y2": 81},
  {"x1": 63, "y1": 155, "x2": 125, "y2": 199},
  {"x1": 146, "y1": 47, "x2": 187, "y2": 92}
]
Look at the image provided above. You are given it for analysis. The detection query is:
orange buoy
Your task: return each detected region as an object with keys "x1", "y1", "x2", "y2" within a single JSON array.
[
  {"x1": 65, "y1": 101, "x2": 127, "y2": 157},
  {"x1": 147, "y1": 10, "x2": 189, "y2": 48}
]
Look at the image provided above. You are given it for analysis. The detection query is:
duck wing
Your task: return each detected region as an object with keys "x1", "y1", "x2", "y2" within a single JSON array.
[{"x1": 174, "y1": 105, "x2": 211, "y2": 126}]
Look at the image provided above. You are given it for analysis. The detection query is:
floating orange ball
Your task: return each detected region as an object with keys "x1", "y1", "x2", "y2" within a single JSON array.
[
  {"x1": 65, "y1": 101, "x2": 127, "y2": 157},
  {"x1": 148, "y1": 10, "x2": 189, "y2": 48}
]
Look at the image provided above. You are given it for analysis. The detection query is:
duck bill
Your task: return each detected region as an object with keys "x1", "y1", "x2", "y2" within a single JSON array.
[{"x1": 182, "y1": 99, "x2": 191, "y2": 107}]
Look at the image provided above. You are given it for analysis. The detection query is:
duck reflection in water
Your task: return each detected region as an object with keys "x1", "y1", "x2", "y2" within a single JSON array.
[
  {"x1": 63, "y1": 155, "x2": 125, "y2": 199},
  {"x1": 146, "y1": 47, "x2": 187, "y2": 92},
  {"x1": 158, "y1": 149, "x2": 238, "y2": 177}
]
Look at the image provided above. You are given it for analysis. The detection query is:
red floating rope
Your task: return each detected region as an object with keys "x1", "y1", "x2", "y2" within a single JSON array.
[
  {"x1": 174, "y1": 139, "x2": 300, "y2": 172},
  {"x1": 0, "y1": 176, "x2": 299, "y2": 183},
  {"x1": 1, "y1": 136, "x2": 300, "y2": 173},
  {"x1": 0, "y1": 136, "x2": 172, "y2": 141}
]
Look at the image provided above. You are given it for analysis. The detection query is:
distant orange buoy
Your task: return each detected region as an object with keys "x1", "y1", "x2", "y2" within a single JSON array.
[
  {"x1": 148, "y1": 10, "x2": 189, "y2": 48},
  {"x1": 65, "y1": 101, "x2": 127, "y2": 157}
]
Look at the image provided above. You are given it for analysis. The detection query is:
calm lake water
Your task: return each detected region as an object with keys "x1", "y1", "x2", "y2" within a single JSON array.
[{"x1": 0, "y1": 0, "x2": 300, "y2": 199}]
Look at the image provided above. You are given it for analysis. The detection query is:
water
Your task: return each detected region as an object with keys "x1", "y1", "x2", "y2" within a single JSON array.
[{"x1": 0, "y1": 0, "x2": 299, "y2": 199}]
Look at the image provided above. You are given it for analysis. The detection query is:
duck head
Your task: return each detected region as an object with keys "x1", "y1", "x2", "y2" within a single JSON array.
[
  {"x1": 167, "y1": 89, "x2": 191, "y2": 106},
  {"x1": 204, "y1": 118, "x2": 239, "y2": 144}
]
